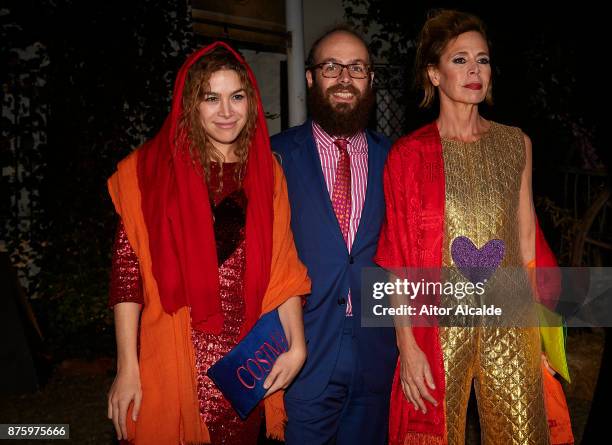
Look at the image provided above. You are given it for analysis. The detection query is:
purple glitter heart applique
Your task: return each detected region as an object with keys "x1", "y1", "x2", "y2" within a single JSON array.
[{"x1": 451, "y1": 236, "x2": 505, "y2": 284}]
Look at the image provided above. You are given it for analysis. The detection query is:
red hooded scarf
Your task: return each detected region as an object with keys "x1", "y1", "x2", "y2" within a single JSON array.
[{"x1": 138, "y1": 41, "x2": 273, "y2": 336}]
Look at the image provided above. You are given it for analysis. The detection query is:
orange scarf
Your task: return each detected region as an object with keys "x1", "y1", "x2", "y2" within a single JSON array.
[{"x1": 108, "y1": 152, "x2": 309, "y2": 444}]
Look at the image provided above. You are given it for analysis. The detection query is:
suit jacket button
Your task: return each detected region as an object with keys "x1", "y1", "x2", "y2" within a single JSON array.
[
  {"x1": 349, "y1": 255, "x2": 354, "y2": 264},
  {"x1": 338, "y1": 297, "x2": 346, "y2": 305}
]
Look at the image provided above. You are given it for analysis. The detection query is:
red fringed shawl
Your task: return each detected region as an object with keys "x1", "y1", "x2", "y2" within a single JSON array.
[{"x1": 375, "y1": 122, "x2": 560, "y2": 445}]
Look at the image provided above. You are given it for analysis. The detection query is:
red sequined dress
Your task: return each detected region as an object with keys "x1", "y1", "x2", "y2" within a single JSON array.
[{"x1": 109, "y1": 162, "x2": 262, "y2": 445}]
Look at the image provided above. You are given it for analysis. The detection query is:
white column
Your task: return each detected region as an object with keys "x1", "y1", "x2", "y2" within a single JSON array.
[{"x1": 285, "y1": 0, "x2": 307, "y2": 126}]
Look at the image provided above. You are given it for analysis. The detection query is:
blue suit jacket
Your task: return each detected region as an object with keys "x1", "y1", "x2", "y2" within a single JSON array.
[{"x1": 271, "y1": 121, "x2": 398, "y2": 401}]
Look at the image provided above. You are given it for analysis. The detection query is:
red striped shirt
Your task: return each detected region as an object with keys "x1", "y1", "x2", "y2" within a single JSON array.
[{"x1": 312, "y1": 121, "x2": 369, "y2": 316}]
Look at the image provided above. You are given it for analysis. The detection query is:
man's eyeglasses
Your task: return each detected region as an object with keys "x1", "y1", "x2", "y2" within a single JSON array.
[{"x1": 309, "y1": 62, "x2": 371, "y2": 79}]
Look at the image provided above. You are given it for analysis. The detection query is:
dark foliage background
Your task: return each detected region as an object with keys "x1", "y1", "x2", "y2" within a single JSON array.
[
  {"x1": 1, "y1": 2, "x2": 608, "y2": 443},
  {"x1": 1, "y1": 0, "x2": 608, "y2": 361},
  {"x1": 1, "y1": 0, "x2": 195, "y2": 359},
  {"x1": 344, "y1": 0, "x2": 607, "y2": 185}
]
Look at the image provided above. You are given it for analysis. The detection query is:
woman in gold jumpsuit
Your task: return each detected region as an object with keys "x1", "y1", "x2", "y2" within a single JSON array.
[{"x1": 375, "y1": 9, "x2": 559, "y2": 445}]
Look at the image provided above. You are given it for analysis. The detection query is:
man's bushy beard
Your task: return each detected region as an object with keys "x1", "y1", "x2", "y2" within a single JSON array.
[{"x1": 307, "y1": 80, "x2": 375, "y2": 137}]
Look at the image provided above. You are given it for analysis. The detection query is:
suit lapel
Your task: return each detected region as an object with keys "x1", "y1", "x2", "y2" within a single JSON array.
[
  {"x1": 290, "y1": 122, "x2": 347, "y2": 251},
  {"x1": 351, "y1": 130, "x2": 383, "y2": 253}
]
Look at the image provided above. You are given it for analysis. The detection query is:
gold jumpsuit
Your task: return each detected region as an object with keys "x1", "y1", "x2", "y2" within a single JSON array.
[{"x1": 440, "y1": 122, "x2": 549, "y2": 445}]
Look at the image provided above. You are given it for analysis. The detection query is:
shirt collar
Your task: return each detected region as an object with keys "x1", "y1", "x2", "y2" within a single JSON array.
[{"x1": 312, "y1": 121, "x2": 367, "y2": 153}]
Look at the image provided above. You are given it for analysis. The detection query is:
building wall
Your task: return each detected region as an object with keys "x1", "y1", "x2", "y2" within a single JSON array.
[
  {"x1": 241, "y1": 50, "x2": 286, "y2": 136},
  {"x1": 235, "y1": 0, "x2": 347, "y2": 136},
  {"x1": 303, "y1": 0, "x2": 346, "y2": 59}
]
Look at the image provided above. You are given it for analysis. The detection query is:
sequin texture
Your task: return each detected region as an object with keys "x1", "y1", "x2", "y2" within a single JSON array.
[
  {"x1": 192, "y1": 162, "x2": 260, "y2": 444},
  {"x1": 191, "y1": 238, "x2": 261, "y2": 445},
  {"x1": 109, "y1": 220, "x2": 143, "y2": 307},
  {"x1": 109, "y1": 162, "x2": 260, "y2": 443}
]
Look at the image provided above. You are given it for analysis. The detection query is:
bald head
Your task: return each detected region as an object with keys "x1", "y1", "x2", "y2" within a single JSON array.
[{"x1": 306, "y1": 26, "x2": 372, "y2": 68}]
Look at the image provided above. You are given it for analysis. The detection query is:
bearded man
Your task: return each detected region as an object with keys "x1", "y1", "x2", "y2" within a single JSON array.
[{"x1": 271, "y1": 26, "x2": 398, "y2": 445}]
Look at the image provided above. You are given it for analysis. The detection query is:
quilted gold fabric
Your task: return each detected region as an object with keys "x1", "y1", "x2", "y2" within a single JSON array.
[{"x1": 440, "y1": 122, "x2": 549, "y2": 445}]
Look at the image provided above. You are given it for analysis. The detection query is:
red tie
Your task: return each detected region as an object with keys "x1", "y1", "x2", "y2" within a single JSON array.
[{"x1": 332, "y1": 138, "x2": 351, "y2": 244}]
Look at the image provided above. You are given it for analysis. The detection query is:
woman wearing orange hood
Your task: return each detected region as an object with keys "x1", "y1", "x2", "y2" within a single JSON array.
[{"x1": 106, "y1": 42, "x2": 311, "y2": 445}]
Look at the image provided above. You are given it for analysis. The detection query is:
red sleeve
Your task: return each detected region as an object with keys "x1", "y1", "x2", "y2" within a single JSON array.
[
  {"x1": 374, "y1": 147, "x2": 405, "y2": 269},
  {"x1": 109, "y1": 219, "x2": 144, "y2": 307}
]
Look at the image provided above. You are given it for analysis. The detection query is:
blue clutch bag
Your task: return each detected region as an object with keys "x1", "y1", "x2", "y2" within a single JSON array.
[{"x1": 207, "y1": 309, "x2": 288, "y2": 419}]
